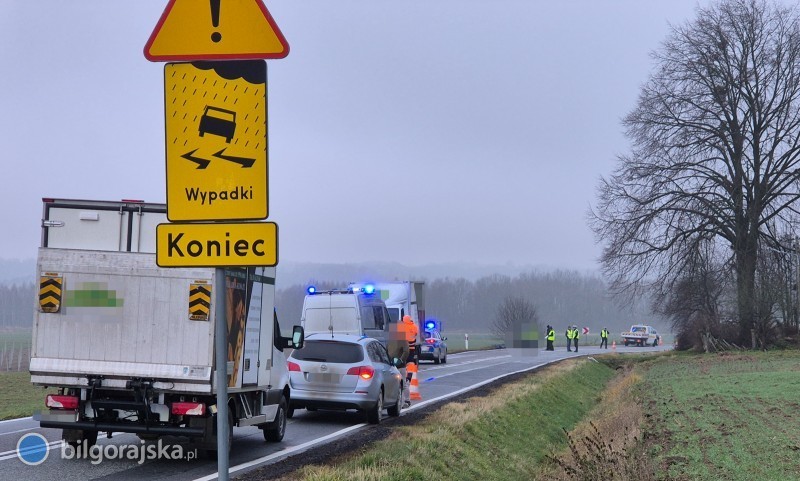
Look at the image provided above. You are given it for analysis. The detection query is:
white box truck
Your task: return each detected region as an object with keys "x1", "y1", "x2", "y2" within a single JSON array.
[
  {"x1": 31, "y1": 198, "x2": 303, "y2": 454},
  {"x1": 348, "y1": 282, "x2": 426, "y2": 344}
]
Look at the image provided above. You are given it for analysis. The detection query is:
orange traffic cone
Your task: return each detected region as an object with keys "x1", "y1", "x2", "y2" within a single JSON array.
[
  {"x1": 407, "y1": 362, "x2": 422, "y2": 401},
  {"x1": 612, "y1": 340, "x2": 616, "y2": 352}
]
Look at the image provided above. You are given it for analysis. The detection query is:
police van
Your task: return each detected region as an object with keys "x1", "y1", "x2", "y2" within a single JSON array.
[{"x1": 300, "y1": 285, "x2": 391, "y2": 344}]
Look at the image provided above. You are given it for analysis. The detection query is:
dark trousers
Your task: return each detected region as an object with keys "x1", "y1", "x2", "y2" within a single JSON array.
[
  {"x1": 574, "y1": 339, "x2": 579, "y2": 352},
  {"x1": 567, "y1": 339, "x2": 573, "y2": 351},
  {"x1": 546, "y1": 339, "x2": 554, "y2": 351},
  {"x1": 600, "y1": 338, "x2": 608, "y2": 349}
]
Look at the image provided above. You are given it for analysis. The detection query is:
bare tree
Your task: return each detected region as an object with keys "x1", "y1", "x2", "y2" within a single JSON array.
[
  {"x1": 590, "y1": 0, "x2": 800, "y2": 345},
  {"x1": 492, "y1": 296, "x2": 539, "y2": 342},
  {"x1": 654, "y1": 241, "x2": 730, "y2": 350}
]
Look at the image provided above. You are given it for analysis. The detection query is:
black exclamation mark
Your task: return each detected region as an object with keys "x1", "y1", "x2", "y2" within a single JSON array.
[{"x1": 210, "y1": 0, "x2": 222, "y2": 43}]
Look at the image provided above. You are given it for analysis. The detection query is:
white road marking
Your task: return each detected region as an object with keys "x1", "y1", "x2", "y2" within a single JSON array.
[
  {"x1": 421, "y1": 355, "x2": 512, "y2": 371},
  {"x1": 421, "y1": 361, "x2": 511, "y2": 381},
  {"x1": 192, "y1": 424, "x2": 365, "y2": 481},
  {"x1": 192, "y1": 352, "x2": 578, "y2": 481},
  {"x1": 0, "y1": 440, "x2": 62, "y2": 461},
  {"x1": 0, "y1": 427, "x2": 37, "y2": 437},
  {"x1": 0, "y1": 417, "x2": 32, "y2": 425}
]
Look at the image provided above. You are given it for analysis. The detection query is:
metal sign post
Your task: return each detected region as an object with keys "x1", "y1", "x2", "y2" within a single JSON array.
[
  {"x1": 144, "y1": 2, "x2": 289, "y2": 478},
  {"x1": 215, "y1": 268, "x2": 229, "y2": 481}
]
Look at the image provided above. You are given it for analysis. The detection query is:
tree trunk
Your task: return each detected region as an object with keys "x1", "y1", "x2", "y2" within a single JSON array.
[{"x1": 735, "y1": 237, "x2": 758, "y2": 347}]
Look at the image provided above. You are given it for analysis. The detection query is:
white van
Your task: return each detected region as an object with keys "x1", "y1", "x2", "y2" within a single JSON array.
[{"x1": 300, "y1": 287, "x2": 391, "y2": 344}]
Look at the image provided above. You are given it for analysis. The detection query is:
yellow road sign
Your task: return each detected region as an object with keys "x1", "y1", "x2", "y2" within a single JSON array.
[
  {"x1": 164, "y1": 61, "x2": 268, "y2": 221},
  {"x1": 144, "y1": 0, "x2": 289, "y2": 61},
  {"x1": 156, "y1": 222, "x2": 278, "y2": 267}
]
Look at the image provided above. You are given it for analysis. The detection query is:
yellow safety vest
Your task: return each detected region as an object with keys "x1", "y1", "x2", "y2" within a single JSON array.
[{"x1": 547, "y1": 329, "x2": 555, "y2": 341}]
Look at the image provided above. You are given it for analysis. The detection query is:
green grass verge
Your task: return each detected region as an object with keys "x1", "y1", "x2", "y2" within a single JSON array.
[
  {"x1": 0, "y1": 328, "x2": 32, "y2": 348},
  {"x1": 0, "y1": 371, "x2": 48, "y2": 420},
  {"x1": 291, "y1": 359, "x2": 615, "y2": 481},
  {"x1": 640, "y1": 351, "x2": 800, "y2": 481},
  {"x1": 442, "y1": 331, "x2": 503, "y2": 352}
]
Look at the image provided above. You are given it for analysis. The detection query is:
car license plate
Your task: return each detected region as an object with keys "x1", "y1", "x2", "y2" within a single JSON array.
[{"x1": 307, "y1": 373, "x2": 341, "y2": 383}]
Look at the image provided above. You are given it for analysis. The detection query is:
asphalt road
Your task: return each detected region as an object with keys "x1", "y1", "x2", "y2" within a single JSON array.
[{"x1": 0, "y1": 343, "x2": 670, "y2": 480}]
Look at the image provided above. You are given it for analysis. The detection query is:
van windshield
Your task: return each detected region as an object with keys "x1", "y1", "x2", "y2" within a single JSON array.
[{"x1": 305, "y1": 308, "x2": 358, "y2": 333}]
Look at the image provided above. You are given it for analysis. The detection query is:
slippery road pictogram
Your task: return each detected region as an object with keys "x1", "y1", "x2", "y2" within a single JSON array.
[{"x1": 182, "y1": 147, "x2": 256, "y2": 169}]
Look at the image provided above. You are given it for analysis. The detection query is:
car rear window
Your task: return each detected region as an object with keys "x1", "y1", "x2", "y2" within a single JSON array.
[{"x1": 291, "y1": 340, "x2": 364, "y2": 364}]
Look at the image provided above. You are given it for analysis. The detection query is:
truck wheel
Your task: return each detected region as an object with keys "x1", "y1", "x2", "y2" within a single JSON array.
[
  {"x1": 206, "y1": 410, "x2": 234, "y2": 458},
  {"x1": 64, "y1": 429, "x2": 98, "y2": 449},
  {"x1": 434, "y1": 352, "x2": 441, "y2": 364},
  {"x1": 286, "y1": 404, "x2": 295, "y2": 419},
  {"x1": 366, "y1": 389, "x2": 383, "y2": 425},
  {"x1": 263, "y1": 397, "x2": 287, "y2": 442},
  {"x1": 442, "y1": 351, "x2": 447, "y2": 364}
]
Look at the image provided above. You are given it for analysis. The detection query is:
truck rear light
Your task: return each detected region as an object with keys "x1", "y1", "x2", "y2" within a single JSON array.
[
  {"x1": 287, "y1": 361, "x2": 301, "y2": 372},
  {"x1": 171, "y1": 402, "x2": 206, "y2": 416},
  {"x1": 347, "y1": 365, "x2": 375, "y2": 380},
  {"x1": 45, "y1": 394, "x2": 79, "y2": 409}
]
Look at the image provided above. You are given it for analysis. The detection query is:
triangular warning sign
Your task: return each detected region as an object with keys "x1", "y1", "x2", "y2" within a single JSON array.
[{"x1": 144, "y1": 0, "x2": 289, "y2": 61}]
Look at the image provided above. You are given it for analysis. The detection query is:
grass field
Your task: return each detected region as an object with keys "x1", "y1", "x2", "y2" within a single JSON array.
[
  {"x1": 0, "y1": 328, "x2": 32, "y2": 348},
  {"x1": 266, "y1": 350, "x2": 800, "y2": 481},
  {"x1": 0, "y1": 371, "x2": 49, "y2": 420},
  {"x1": 640, "y1": 350, "x2": 800, "y2": 481},
  {"x1": 441, "y1": 331, "x2": 503, "y2": 352},
  {"x1": 279, "y1": 358, "x2": 615, "y2": 481}
]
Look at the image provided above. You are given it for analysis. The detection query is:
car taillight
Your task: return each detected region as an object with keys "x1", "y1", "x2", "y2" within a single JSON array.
[
  {"x1": 171, "y1": 402, "x2": 206, "y2": 416},
  {"x1": 426, "y1": 338, "x2": 436, "y2": 344},
  {"x1": 288, "y1": 361, "x2": 301, "y2": 372},
  {"x1": 347, "y1": 365, "x2": 375, "y2": 380},
  {"x1": 45, "y1": 394, "x2": 79, "y2": 409}
]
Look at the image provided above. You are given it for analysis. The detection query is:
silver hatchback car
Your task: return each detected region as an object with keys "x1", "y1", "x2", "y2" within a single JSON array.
[{"x1": 287, "y1": 334, "x2": 404, "y2": 424}]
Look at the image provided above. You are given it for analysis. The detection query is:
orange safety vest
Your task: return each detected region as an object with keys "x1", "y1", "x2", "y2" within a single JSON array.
[{"x1": 402, "y1": 315, "x2": 418, "y2": 349}]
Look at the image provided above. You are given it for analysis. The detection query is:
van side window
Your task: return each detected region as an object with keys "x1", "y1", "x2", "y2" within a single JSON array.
[
  {"x1": 373, "y1": 306, "x2": 385, "y2": 330},
  {"x1": 360, "y1": 306, "x2": 376, "y2": 329}
]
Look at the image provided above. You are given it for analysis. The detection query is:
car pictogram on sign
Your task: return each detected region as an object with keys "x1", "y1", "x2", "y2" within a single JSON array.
[{"x1": 199, "y1": 105, "x2": 237, "y2": 143}]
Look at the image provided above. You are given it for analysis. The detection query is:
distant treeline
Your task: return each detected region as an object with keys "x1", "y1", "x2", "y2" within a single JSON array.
[
  {"x1": 0, "y1": 283, "x2": 34, "y2": 328},
  {"x1": 275, "y1": 270, "x2": 662, "y2": 335},
  {"x1": 2, "y1": 271, "x2": 660, "y2": 335}
]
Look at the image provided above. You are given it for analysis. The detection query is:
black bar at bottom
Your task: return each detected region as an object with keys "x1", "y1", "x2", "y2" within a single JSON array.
[{"x1": 40, "y1": 420, "x2": 204, "y2": 437}]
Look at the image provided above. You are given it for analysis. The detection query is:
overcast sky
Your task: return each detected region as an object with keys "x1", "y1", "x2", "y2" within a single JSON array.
[{"x1": 2, "y1": 1, "x2": 727, "y2": 270}]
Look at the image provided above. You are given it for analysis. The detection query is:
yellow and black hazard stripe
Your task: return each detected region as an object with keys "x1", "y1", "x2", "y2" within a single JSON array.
[
  {"x1": 39, "y1": 274, "x2": 63, "y2": 313},
  {"x1": 189, "y1": 281, "x2": 212, "y2": 321}
]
